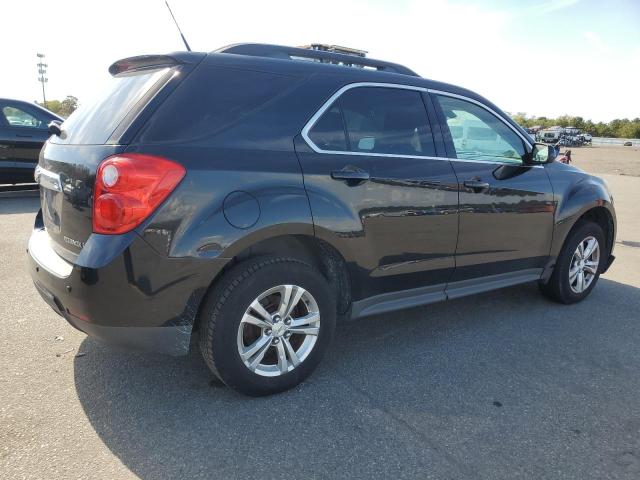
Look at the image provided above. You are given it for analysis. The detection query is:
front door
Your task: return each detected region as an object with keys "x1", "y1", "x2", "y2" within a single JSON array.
[
  {"x1": 431, "y1": 93, "x2": 555, "y2": 286},
  {"x1": 296, "y1": 85, "x2": 459, "y2": 303}
]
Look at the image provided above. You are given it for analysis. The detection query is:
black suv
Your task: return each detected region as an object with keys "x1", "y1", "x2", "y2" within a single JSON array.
[{"x1": 28, "y1": 44, "x2": 616, "y2": 396}]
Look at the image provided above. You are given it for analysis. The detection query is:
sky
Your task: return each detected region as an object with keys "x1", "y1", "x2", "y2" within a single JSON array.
[{"x1": 2, "y1": 0, "x2": 639, "y2": 122}]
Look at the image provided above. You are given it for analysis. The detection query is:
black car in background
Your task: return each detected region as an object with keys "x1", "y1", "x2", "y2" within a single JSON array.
[
  {"x1": 27, "y1": 45, "x2": 616, "y2": 396},
  {"x1": 0, "y1": 98, "x2": 62, "y2": 185}
]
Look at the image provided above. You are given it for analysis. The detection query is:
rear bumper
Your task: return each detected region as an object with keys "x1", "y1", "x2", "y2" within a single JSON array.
[
  {"x1": 28, "y1": 227, "x2": 226, "y2": 355},
  {"x1": 32, "y1": 278, "x2": 191, "y2": 354}
]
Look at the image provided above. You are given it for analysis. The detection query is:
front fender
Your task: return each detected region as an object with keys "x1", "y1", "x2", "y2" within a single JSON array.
[{"x1": 546, "y1": 162, "x2": 616, "y2": 263}]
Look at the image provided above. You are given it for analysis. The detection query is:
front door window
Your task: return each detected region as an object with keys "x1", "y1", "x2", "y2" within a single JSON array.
[{"x1": 434, "y1": 95, "x2": 525, "y2": 164}]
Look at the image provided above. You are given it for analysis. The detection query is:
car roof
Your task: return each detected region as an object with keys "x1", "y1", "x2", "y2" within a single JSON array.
[
  {"x1": 203, "y1": 46, "x2": 482, "y2": 100},
  {"x1": 198, "y1": 45, "x2": 529, "y2": 141},
  {"x1": 0, "y1": 98, "x2": 63, "y2": 121}
]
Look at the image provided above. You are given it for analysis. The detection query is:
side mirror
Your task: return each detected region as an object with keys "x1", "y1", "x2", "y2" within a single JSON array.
[
  {"x1": 525, "y1": 142, "x2": 557, "y2": 165},
  {"x1": 48, "y1": 121, "x2": 62, "y2": 137}
]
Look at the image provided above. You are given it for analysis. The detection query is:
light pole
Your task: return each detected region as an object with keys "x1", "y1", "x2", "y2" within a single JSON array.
[{"x1": 37, "y1": 53, "x2": 48, "y2": 109}]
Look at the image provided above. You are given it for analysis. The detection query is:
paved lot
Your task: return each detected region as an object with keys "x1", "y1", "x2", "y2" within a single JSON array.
[
  {"x1": 1, "y1": 172, "x2": 639, "y2": 480},
  {"x1": 569, "y1": 144, "x2": 640, "y2": 177}
]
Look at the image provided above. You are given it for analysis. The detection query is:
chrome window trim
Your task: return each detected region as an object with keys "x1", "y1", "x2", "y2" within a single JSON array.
[
  {"x1": 300, "y1": 81, "x2": 537, "y2": 168},
  {"x1": 427, "y1": 88, "x2": 533, "y2": 148}
]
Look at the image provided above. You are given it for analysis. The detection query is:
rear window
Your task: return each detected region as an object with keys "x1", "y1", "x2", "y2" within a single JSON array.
[
  {"x1": 136, "y1": 65, "x2": 298, "y2": 142},
  {"x1": 53, "y1": 68, "x2": 171, "y2": 145}
]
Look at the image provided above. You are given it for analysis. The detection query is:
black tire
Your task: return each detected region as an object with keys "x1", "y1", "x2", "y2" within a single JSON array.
[
  {"x1": 539, "y1": 221, "x2": 605, "y2": 304},
  {"x1": 199, "y1": 256, "x2": 336, "y2": 396}
]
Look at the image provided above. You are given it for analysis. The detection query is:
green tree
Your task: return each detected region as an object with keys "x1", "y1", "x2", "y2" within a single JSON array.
[
  {"x1": 59, "y1": 96, "x2": 78, "y2": 117},
  {"x1": 619, "y1": 122, "x2": 640, "y2": 139},
  {"x1": 511, "y1": 114, "x2": 640, "y2": 139},
  {"x1": 572, "y1": 116, "x2": 585, "y2": 129},
  {"x1": 511, "y1": 112, "x2": 529, "y2": 126},
  {"x1": 36, "y1": 96, "x2": 78, "y2": 118},
  {"x1": 37, "y1": 99, "x2": 61, "y2": 114}
]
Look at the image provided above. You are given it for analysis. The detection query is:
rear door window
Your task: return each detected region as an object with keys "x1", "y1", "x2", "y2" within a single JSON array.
[
  {"x1": 307, "y1": 104, "x2": 347, "y2": 151},
  {"x1": 53, "y1": 67, "x2": 172, "y2": 145},
  {"x1": 307, "y1": 87, "x2": 436, "y2": 157}
]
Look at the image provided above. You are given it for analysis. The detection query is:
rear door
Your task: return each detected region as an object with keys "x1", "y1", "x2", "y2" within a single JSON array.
[
  {"x1": 431, "y1": 92, "x2": 554, "y2": 287},
  {"x1": 297, "y1": 84, "x2": 459, "y2": 303}
]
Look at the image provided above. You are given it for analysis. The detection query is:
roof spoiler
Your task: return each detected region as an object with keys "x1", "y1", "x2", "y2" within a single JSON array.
[
  {"x1": 215, "y1": 43, "x2": 418, "y2": 77},
  {"x1": 108, "y1": 54, "x2": 184, "y2": 76}
]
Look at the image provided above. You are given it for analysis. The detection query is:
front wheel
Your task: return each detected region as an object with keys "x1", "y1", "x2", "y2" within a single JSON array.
[
  {"x1": 539, "y1": 221, "x2": 605, "y2": 304},
  {"x1": 199, "y1": 256, "x2": 336, "y2": 396}
]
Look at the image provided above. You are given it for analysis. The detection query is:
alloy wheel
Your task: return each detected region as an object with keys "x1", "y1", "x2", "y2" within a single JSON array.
[
  {"x1": 569, "y1": 236, "x2": 600, "y2": 294},
  {"x1": 237, "y1": 285, "x2": 320, "y2": 377}
]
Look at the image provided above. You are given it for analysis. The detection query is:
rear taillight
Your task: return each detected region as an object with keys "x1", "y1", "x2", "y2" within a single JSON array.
[{"x1": 93, "y1": 153, "x2": 185, "y2": 234}]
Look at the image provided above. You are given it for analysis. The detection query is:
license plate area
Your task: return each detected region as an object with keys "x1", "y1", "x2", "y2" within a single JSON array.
[{"x1": 35, "y1": 166, "x2": 63, "y2": 235}]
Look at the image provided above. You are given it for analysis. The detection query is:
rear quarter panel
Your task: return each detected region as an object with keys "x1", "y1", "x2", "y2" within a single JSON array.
[
  {"x1": 130, "y1": 144, "x2": 314, "y2": 260},
  {"x1": 126, "y1": 60, "x2": 328, "y2": 261}
]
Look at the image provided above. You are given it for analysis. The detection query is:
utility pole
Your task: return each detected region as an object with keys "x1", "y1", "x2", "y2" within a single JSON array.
[{"x1": 37, "y1": 53, "x2": 48, "y2": 109}]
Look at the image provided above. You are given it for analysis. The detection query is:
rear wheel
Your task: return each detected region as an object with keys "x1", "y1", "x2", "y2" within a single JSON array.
[
  {"x1": 539, "y1": 221, "x2": 605, "y2": 304},
  {"x1": 199, "y1": 256, "x2": 336, "y2": 396}
]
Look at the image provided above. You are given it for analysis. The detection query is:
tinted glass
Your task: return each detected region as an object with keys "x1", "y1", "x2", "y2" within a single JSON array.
[
  {"x1": 307, "y1": 104, "x2": 347, "y2": 151},
  {"x1": 2, "y1": 106, "x2": 47, "y2": 129},
  {"x1": 340, "y1": 87, "x2": 436, "y2": 156},
  {"x1": 54, "y1": 67, "x2": 171, "y2": 145},
  {"x1": 138, "y1": 66, "x2": 298, "y2": 142},
  {"x1": 435, "y1": 95, "x2": 525, "y2": 164}
]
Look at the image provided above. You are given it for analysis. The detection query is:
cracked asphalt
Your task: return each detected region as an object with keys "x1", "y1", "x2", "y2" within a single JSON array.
[{"x1": 1, "y1": 171, "x2": 639, "y2": 479}]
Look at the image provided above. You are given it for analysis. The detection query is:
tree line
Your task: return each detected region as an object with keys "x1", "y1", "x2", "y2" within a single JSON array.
[
  {"x1": 510, "y1": 113, "x2": 640, "y2": 139},
  {"x1": 37, "y1": 96, "x2": 78, "y2": 118}
]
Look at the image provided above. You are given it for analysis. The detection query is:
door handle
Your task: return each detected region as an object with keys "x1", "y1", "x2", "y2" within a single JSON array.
[
  {"x1": 463, "y1": 180, "x2": 490, "y2": 192},
  {"x1": 16, "y1": 134, "x2": 33, "y2": 138},
  {"x1": 331, "y1": 170, "x2": 370, "y2": 185}
]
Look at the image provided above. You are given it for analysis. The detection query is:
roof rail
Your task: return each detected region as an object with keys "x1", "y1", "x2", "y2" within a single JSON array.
[
  {"x1": 214, "y1": 43, "x2": 418, "y2": 77},
  {"x1": 301, "y1": 44, "x2": 368, "y2": 57}
]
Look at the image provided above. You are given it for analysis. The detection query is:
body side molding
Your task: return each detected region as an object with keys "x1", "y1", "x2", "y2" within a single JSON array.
[{"x1": 351, "y1": 269, "x2": 543, "y2": 319}]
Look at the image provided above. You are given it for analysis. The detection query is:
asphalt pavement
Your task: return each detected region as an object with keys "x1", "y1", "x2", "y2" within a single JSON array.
[{"x1": 1, "y1": 174, "x2": 639, "y2": 479}]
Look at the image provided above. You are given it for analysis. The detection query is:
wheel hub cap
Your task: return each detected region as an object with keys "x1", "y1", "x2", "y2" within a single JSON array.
[
  {"x1": 237, "y1": 284, "x2": 321, "y2": 377},
  {"x1": 569, "y1": 235, "x2": 600, "y2": 294},
  {"x1": 271, "y1": 321, "x2": 287, "y2": 337}
]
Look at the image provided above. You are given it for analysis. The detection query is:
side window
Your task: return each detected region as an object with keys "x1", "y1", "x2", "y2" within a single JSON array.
[
  {"x1": 2, "y1": 105, "x2": 48, "y2": 129},
  {"x1": 307, "y1": 104, "x2": 347, "y2": 151},
  {"x1": 434, "y1": 95, "x2": 525, "y2": 164},
  {"x1": 341, "y1": 87, "x2": 435, "y2": 156},
  {"x1": 137, "y1": 66, "x2": 300, "y2": 142},
  {"x1": 307, "y1": 86, "x2": 436, "y2": 157}
]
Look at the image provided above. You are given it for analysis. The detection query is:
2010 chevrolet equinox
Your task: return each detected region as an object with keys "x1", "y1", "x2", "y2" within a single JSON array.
[{"x1": 28, "y1": 44, "x2": 616, "y2": 396}]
